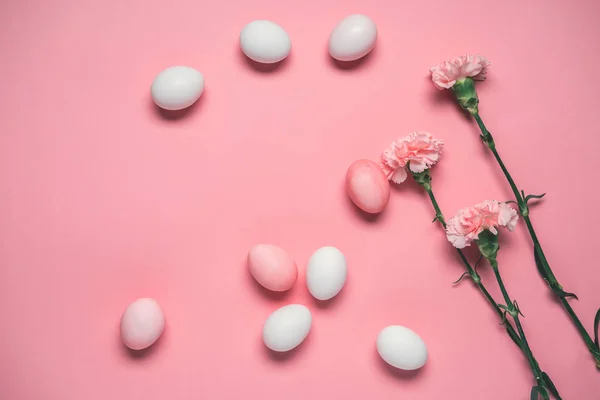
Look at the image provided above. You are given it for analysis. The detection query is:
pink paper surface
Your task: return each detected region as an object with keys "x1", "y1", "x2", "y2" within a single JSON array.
[{"x1": 1, "y1": 0, "x2": 599, "y2": 399}]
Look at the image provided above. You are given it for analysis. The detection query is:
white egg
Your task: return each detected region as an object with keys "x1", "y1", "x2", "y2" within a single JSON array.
[
  {"x1": 328, "y1": 14, "x2": 377, "y2": 62},
  {"x1": 262, "y1": 304, "x2": 312, "y2": 352},
  {"x1": 151, "y1": 66, "x2": 205, "y2": 110},
  {"x1": 376, "y1": 325, "x2": 428, "y2": 370},
  {"x1": 120, "y1": 298, "x2": 165, "y2": 351},
  {"x1": 306, "y1": 246, "x2": 347, "y2": 300},
  {"x1": 240, "y1": 20, "x2": 291, "y2": 64}
]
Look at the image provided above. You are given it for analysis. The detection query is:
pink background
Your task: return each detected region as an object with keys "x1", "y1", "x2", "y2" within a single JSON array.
[{"x1": 1, "y1": 0, "x2": 599, "y2": 399}]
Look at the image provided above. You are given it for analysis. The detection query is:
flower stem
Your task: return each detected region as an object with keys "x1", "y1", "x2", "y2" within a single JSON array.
[
  {"x1": 489, "y1": 259, "x2": 550, "y2": 399},
  {"x1": 421, "y1": 179, "x2": 523, "y2": 350},
  {"x1": 473, "y1": 112, "x2": 600, "y2": 368},
  {"x1": 418, "y1": 175, "x2": 561, "y2": 398},
  {"x1": 425, "y1": 185, "x2": 445, "y2": 226}
]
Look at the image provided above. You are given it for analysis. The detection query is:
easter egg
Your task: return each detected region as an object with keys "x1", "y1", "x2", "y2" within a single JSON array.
[
  {"x1": 306, "y1": 246, "x2": 347, "y2": 301},
  {"x1": 151, "y1": 66, "x2": 205, "y2": 111},
  {"x1": 328, "y1": 14, "x2": 377, "y2": 62},
  {"x1": 376, "y1": 325, "x2": 428, "y2": 370},
  {"x1": 120, "y1": 298, "x2": 165, "y2": 350},
  {"x1": 329, "y1": 14, "x2": 377, "y2": 61},
  {"x1": 248, "y1": 244, "x2": 298, "y2": 291},
  {"x1": 240, "y1": 20, "x2": 291, "y2": 64},
  {"x1": 346, "y1": 159, "x2": 390, "y2": 214},
  {"x1": 262, "y1": 304, "x2": 312, "y2": 352}
]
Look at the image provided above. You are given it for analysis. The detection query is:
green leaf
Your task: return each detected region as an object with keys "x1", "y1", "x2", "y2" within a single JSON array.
[
  {"x1": 513, "y1": 300, "x2": 525, "y2": 318},
  {"x1": 534, "y1": 249, "x2": 578, "y2": 300},
  {"x1": 541, "y1": 372, "x2": 560, "y2": 398},
  {"x1": 452, "y1": 272, "x2": 469, "y2": 285},
  {"x1": 534, "y1": 250, "x2": 549, "y2": 281},
  {"x1": 594, "y1": 308, "x2": 600, "y2": 348},
  {"x1": 506, "y1": 326, "x2": 523, "y2": 350},
  {"x1": 561, "y1": 290, "x2": 579, "y2": 300},
  {"x1": 552, "y1": 285, "x2": 579, "y2": 300},
  {"x1": 530, "y1": 386, "x2": 539, "y2": 400},
  {"x1": 525, "y1": 193, "x2": 546, "y2": 203}
]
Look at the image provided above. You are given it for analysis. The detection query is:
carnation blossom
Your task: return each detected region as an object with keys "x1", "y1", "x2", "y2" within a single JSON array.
[
  {"x1": 380, "y1": 132, "x2": 444, "y2": 184},
  {"x1": 446, "y1": 200, "x2": 519, "y2": 249},
  {"x1": 430, "y1": 55, "x2": 491, "y2": 90}
]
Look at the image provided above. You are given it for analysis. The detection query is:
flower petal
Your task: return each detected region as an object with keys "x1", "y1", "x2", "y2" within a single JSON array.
[
  {"x1": 408, "y1": 161, "x2": 427, "y2": 173},
  {"x1": 431, "y1": 54, "x2": 490, "y2": 88},
  {"x1": 447, "y1": 232, "x2": 470, "y2": 249},
  {"x1": 380, "y1": 132, "x2": 444, "y2": 177},
  {"x1": 498, "y1": 202, "x2": 519, "y2": 231},
  {"x1": 389, "y1": 167, "x2": 408, "y2": 184}
]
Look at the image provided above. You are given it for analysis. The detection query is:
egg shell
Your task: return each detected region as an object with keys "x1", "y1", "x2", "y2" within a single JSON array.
[
  {"x1": 262, "y1": 304, "x2": 312, "y2": 352},
  {"x1": 328, "y1": 14, "x2": 377, "y2": 62},
  {"x1": 248, "y1": 244, "x2": 298, "y2": 291},
  {"x1": 306, "y1": 246, "x2": 347, "y2": 300},
  {"x1": 346, "y1": 159, "x2": 390, "y2": 214},
  {"x1": 240, "y1": 20, "x2": 291, "y2": 64},
  {"x1": 120, "y1": 298, "x2": 165, "y2": 351},
  {"x1": 376, "y1": 325, "x2": 428, "y2": 370},
  {"x1": 151, "y1": 66, "x2": 205, "y2": 111}
]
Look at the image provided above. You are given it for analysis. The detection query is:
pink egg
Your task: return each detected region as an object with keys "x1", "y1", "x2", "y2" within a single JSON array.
[
  {"x1": 346, "y1": 159, "x2": 390, "y2": 214},
  {"x1": 120, "y1": 298, "x2": 165, "y2": 350},
  {"x1": 248, "y1": 244, "x2": 298, "y2": 292}
]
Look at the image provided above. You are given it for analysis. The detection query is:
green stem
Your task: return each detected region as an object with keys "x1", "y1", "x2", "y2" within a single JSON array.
[
  {"x1": 423, "y1": 180, "x2": 560, "y2": 398},
  {"x1": 473, "y1": 112, "x2": 600, "y2": 368},
  {"x1": 424, "y1": 184, "x2": 523, "y2": 349},
  {"x1": 425, "y1": 184, "x2": 445, "y2": 227},
  {"x1": 559, "y1": 297, "x2": 600, "y2": 364},
  {"x1": 522, "y1": 219, "x2": 559, "y2": 284},
  {"x1": 490, "y1": 259, "x2": 549, "y2": 399}
]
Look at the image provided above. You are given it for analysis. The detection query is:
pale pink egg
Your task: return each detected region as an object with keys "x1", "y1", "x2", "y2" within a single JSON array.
[
  {"x1": 120, "y1": 298, "x2": 165, "y2": 350},
  {"x1": 346, "y1": 159, "x2": 390, "y2": 214},
  {"x1": 248, "y1": 244, "x2": 298, "y2": 292}
]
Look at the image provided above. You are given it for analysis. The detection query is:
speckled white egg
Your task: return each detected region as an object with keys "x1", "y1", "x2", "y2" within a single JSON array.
[
  {"x1": 328, "y1": 14, "x2": 377, "y2": 62},
  {"x1": 120, "y1": 298, "x2": 165, "y2": 350},
  {"x1": 306, "y1": 246, "x2": 347, "y2": 300},
  {"x1": 376, "y1": 325, "x2": 428, "y2": 370},
  {"x1": 151, "y1": 66, "x2": 205, "y2": 110},
  {"x1": 263, "y1": 304, "x2": 312, "y2": 352},
  {"x1": 240, "y1": 20, "x2": 291, "y2": 63}
]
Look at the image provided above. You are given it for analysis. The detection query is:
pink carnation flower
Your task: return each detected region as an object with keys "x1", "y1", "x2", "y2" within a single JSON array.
[
  {"x1": 430, "y1": 55, "x2": 491, "y2": 90},
  {"x1": 446, "y1": 200, "x2": 519, "y2": 249},
  {"x1": 380, "y1": 132, "x2": 444, "y2": 184}
]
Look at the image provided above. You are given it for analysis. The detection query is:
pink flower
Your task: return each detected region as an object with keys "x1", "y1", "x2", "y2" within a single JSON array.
[
  {"x1": 446, "y1": 200, "x2": 519, "y2": 249},
  {"x1": 430, "y1": 55, "x2": 491, "y2": 90},
  {"x1": 380, "y1": 132, "x2": 444, "y2": 184}
]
